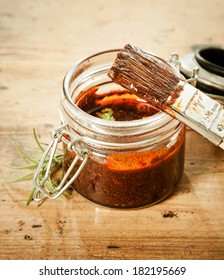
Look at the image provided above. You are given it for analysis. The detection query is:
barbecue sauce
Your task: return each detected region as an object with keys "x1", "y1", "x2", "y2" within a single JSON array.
[
  {"x1": 63, "y1": 87, "x2": 185, "y2": 208},
  {"x1": 76, "y1": 87, "x2": 159, "y2": 121}
]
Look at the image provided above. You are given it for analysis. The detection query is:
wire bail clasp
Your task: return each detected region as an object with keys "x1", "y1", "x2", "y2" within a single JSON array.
[
  {"x1": 168, "y1": 52, "x2": 199, "y2": 87},
  {"x1": 33, "y1": 124, "x2": 88, "y2": 202}
]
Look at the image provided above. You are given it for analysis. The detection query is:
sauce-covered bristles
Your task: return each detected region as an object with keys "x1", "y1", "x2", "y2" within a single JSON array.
[{"x1": 108, "y1": 44, "x2": 182, "y2": 108}]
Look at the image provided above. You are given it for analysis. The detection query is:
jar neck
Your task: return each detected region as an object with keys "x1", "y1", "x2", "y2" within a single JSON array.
[{"x1": 61, "y1": 49, "x2": 183, "y2": 151}]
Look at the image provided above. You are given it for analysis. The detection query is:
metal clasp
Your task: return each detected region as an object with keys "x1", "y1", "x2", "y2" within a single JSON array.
[
  {"x1": 168, "y1": 52, "x2": 199, "y2": 87},
  {"x1": 33, "y1": 124, "x2": 88, "y2": 202}
]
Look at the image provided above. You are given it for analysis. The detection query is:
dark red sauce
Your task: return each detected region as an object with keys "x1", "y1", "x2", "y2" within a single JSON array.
[
  {"x1": 63, "y1": 87, "x2": 185, "y2": 208},
  {"x1": 76, "y1": 87, "x2": 159, "y2": 121}
]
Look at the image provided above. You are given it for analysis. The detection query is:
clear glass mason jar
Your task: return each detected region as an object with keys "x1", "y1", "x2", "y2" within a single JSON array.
[{"x1": 33, "y1": 49, "x2": 186, "y2": 209}]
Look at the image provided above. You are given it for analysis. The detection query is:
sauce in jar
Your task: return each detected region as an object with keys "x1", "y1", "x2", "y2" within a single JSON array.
[
  {"x1": 32, "y1": 49, "x2": 185, "y2": 207},
  {"x1": 76, "y1": 87, "x2": 159, "y2": 121},
  {"x1": 63, "y1": 85, "x2": 185, "y2": 208}
]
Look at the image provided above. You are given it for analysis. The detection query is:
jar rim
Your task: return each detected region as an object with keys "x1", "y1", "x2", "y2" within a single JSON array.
[
  {"x1": 60, "y1": 48, "x2": 185, "y2": 150},
  {"x1": 62, "y1": 48, "x2": 178, "y2": 133}
]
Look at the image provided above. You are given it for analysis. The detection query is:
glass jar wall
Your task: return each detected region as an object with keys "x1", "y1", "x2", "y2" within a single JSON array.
[{"x1": 60, "y1": 49, "x2": 186, "y2": 208}]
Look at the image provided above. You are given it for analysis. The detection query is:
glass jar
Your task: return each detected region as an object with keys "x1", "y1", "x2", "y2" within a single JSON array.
[{"x1": 33, "y1": 49, "x2": 186, "y2": 209}]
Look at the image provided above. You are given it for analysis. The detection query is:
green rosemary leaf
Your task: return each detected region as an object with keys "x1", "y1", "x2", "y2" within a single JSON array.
[
  {"x1": 37, "y1": 197, "x2": 48, "y2": 207},
  {"x1": 33, "y1": 128, "x2": 45, "y2": 153},
  {"x1": 5, "y1": 163, "x2": 37, "y2": 170},
  {"x1": 27, "y1": 187, "x2": 48, "y2": 207},
  {"x1": 12, "y1": 142, "x2": 38, "y2": 164},
  {"x1": 2, "y1": 172, "x2": 33, "y2": 183},
  {"x1": 26, "y1": 187, "x2": 36, "y2": 206}
]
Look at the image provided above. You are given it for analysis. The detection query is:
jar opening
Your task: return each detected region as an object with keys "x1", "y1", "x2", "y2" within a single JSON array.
[
  {"x1": 61, "y1": 49, "x2": 183, "y2": 149},
  {"x1": 75, "y1": 86, "x2": 160, "y2": 121},
  {"x1": 62, "y1": 50, "x2": 177, "y2": 127}
]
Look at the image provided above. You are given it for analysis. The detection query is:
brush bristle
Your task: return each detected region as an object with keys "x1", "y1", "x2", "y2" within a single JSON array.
[{"x1": 108, "y1": 44, "x2": 181, "y2": 107}]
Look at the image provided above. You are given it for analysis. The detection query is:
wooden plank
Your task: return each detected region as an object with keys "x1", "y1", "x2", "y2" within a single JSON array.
[{"x1": 0, "y1": 0, "x2": 224, "y2": 260}]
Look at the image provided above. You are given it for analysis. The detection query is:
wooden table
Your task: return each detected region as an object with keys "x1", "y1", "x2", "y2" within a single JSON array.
[{"x1": 0, "y1": 0, "x2": 224, "y2": 260}]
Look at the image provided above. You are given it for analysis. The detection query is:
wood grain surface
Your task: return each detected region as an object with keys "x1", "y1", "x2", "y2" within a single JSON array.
[{"x1": 0, "y1": 0, "x2": 224, "y2": 260}]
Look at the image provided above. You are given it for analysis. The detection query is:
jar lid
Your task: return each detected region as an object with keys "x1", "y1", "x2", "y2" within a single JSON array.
[{"x1": 179, "y1": 45, "x2": 224, "y2": 102}]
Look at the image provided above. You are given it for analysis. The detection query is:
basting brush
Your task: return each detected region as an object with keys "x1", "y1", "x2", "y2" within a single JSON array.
[{"x1": 108, "y1": 44, "x2": 224, "y2": 149}]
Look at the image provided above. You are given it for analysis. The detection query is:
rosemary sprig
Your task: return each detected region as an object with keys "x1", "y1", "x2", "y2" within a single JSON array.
[
  {"x1": 3, "y1": 108, "x2": 115, "y2": 206},
  {"x1": 2, "y1": 129, "x2": 66, "y2": 206}
]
